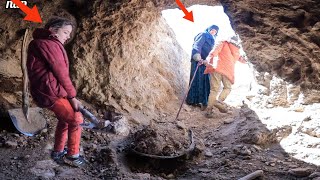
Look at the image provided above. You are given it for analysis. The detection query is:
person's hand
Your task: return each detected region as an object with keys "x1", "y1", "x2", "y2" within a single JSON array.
[
  {"x1": 202, "y1": 59, "x2": 209, "y2": 66},
  {"x1": 193, "y1": 53, "x2": 202, "y2": 62},
  {"x1": 68, "y1": 97, "x2": 82, "y2": 112},
  {"x1": 197, "y1": 59, "x2": 206, "y2": 66}
]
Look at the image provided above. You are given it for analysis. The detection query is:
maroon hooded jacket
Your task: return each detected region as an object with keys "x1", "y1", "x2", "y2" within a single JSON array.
[{"x1": 27, "y1": 28, "x2": 76, "y2": 108}]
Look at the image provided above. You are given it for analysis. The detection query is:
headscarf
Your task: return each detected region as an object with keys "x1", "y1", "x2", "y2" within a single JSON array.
[
  {"x1": 229, "y1": 34, "x2": 241, "y2": 47},
  {"x1": 205, "y1": 24, "x2": 219, "y2": 37}
]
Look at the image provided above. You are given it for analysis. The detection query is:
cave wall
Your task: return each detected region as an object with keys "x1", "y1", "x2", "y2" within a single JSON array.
[
  {"x1": 0, "y1": 0, "x2": 319, "y2": 119},
  {"x1": 70, "y1": 0, "x2": 189, "y2": 117},
  {"x1": 220, "y1": 0, "x2": 320, "y2": 104}
]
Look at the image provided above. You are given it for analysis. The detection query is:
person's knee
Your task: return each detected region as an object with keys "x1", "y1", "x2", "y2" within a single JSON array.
[
  {"x1": 65, "y1": 112, "x2": 83, "y2": 126},
  {"x1": 72, "y1": 112, "x2": 83, "y2": 125},
  {"x1": 223, "y1": 86, "x2": 231, "y2": 91}
]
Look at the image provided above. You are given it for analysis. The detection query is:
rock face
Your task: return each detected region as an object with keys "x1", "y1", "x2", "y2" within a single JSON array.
[
  {"x1": 71, "y1": 1, "x2": 189, "y2": 118},
  {"x1": 221, "y1": 0, "x2": 320, "y2": 104},
  {"x1": 0, "y1": 0, "x2": 319, "y2": 118}
]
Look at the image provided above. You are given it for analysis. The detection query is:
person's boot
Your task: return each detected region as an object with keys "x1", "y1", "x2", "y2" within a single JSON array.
[
  {"x1": 205, "y1": 108, "x2": 214, "y2": 118},
  {"x1": 200, "y1": 104, "x2": 207, "y2": 111},
  {"x1": 214, "y1": 101, "x2": 228, "y2": 113}
]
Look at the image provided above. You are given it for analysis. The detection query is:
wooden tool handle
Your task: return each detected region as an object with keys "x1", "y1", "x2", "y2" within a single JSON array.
[{"x1": 21, "y1": 29, "x2": 30, "y2": 122}]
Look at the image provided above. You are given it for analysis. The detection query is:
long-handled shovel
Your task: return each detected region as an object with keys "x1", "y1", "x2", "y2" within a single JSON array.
[
  {"x1": 79, "y1": 106, "x2": 127, "y2": 134},
  {"x1": 174, "y1": 62, "x2": 201, "y2": 121},
  {"x1": 8, "y1": 29, "x2": 46, "y2": 136}
]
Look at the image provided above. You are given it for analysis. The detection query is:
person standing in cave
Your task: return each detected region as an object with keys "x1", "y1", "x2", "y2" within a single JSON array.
[
  {"x1": 203, "y1": 34, "x2": 247, "y2": 117},
  {"x1": 27, "y1": 17, "x2": 86, "y2": 167},
  {"x1": 186, "y1": 25, "x2": 219, "y2": 110}
]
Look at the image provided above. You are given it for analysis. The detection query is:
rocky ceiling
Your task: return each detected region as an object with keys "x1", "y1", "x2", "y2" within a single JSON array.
[{"x1": 0, "y1": 0, "x2": 319, "y2": 119}]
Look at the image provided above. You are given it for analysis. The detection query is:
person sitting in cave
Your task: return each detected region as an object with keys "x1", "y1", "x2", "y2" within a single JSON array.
[
  {"x1": 27, "y1": 17, "x2": 86, "y2": 167},
  {"x1": 186, "y1": 24, "x2": 219, "y2": 110},
  {"x1": 203, "y1": 34, "x2": 247, "y2": 117}
]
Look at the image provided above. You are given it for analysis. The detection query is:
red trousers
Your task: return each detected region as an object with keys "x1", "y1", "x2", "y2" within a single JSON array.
[{"x1": 49, "y1": 98, "x2": 83, "y2": 156}]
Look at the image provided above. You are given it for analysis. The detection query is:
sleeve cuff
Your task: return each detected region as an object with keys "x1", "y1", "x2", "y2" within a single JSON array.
[{"x1": 67, "y1": 96, "x2": 75, "y2": 100}]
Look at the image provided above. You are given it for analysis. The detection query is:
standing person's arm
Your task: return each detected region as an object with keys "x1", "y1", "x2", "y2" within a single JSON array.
[
  {"x1": 192, "y1": 33, "x2": 206, "y2": 61},
  {"x1": 204, "y1": 42, "x2": 223, "y2": 66},
  {"x1": 207, "y1": 42, "x2": 223, "y2": 59}
]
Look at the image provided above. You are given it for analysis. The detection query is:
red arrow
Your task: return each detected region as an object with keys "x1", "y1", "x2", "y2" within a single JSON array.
[
  {"x1": 11, "y1": 0, "x2": 42, "y2": 23},
  {"x1": 175, "y1": 0, "x2": 194, "y2": 22}
]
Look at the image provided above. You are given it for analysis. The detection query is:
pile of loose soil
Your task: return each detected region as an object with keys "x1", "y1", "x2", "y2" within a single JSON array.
[{"x1": 131, "y1": 123, "x2": 190, "y2": 156}]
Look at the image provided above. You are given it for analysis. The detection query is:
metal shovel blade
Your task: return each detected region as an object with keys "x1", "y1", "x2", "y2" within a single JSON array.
[{"x1": 8, "y1": 107, "x2": 46, "y2": 136}]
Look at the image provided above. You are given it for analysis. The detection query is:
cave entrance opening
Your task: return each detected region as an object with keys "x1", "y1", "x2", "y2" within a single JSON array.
[{"x1": 161, "y1": 5, "x2": 254, "y2": 107}]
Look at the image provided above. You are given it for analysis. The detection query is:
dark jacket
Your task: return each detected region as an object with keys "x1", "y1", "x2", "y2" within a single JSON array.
[
  {"x1": 191, "y1": 32, "x2": 215, "y2": 60},
  {"x1": 27, "y1": 28, "x2": 76, "y2": 108}
]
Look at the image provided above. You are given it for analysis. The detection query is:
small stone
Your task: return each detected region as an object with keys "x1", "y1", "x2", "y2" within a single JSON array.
[
  {"x1": 252, "y1": 145, "x2": 262, "y2": 151},
  {"x1": 240, "y1": 146, "x2": 251, "y2": 156},
  {"x1": 90, "y1": 143, "x2": 98, "y2": 149},
  {"x1": 49, "y1": 133, "x2": 55, "y2": 138},
  {"x1": 166, "y1": 173, "x2": 175, "y2": 179},
  {"x1": 223, "y1": 118, "x2": 234, "y2": 124},
  {"x1": 176, "y1": 121, "x2": 186, "y2": 130},
  {"x1": 270, "y1": 163, "x2": 276, "y2": 167},
  {"x1": 204, "y1": 150, "x2": 213, "y2": 157},
  {"x1": 293, "y1": 106, "x2": 305, "y2": 112},
  {"x1": 221, "y1": 147, "x2": 229, "y2": 153},
  {"x1": 183, "y1": 106, "x2": 192, "y2": 112},
  {"x1": 267, "y1": 104, "x2": 274, "y2": 108},
  {"x1": 198, "y1": 168, "x2": 211, "y2": 173},
  {"x1": 44, "y1": 143, "x2": 53, "y2": 151},
  {"x1": 41, "y1": 128, "x2": 48, "y2": 134},
  {"x1": 5, "y1": 141, "x2": 18, "y2": 148},
  {"x1": 134, "y1": 173, "x2": 151, "y2": 179},
  {"x1": 289, "y1": 167, "x2": 313, "y2": 177},
  {"x1": 309, "y1": 172, "x2": 320, "y2": 178},
  {"x1": 289, "y1": 164, "x2": 298, "y2": 168},
  {"x1": 24, "y1": 155, "x2": 31, "y2": 160}
]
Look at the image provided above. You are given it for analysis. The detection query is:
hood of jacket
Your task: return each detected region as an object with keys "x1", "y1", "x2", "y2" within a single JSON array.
[{"x1": 32, "y1": 28, "x2": 54, "y2": 40}]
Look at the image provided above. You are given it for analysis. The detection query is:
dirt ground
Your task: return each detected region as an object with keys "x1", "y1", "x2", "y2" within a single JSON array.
[{"x1": 1, "y1": 97, "x2": 320, "y2": 180}]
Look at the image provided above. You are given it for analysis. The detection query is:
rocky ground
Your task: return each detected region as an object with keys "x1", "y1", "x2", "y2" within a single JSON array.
[{"x1": 1, "y1": 93, "x2": 320, "y2": 180}]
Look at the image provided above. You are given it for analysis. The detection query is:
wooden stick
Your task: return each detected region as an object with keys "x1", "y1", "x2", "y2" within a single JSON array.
[
  {"x1": 238, "y1": 170, "x2": 264, "y2": 180},
  {"x1": 21, "y1": 29, "x2": 30, "y2": 122}
]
